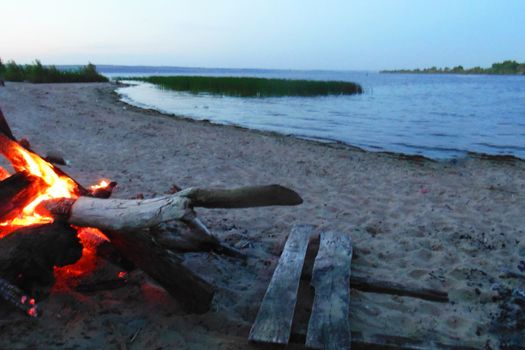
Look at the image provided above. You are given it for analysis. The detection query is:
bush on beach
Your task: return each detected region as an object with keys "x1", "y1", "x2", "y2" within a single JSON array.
[{"x1": 0, "y1": 59, "x2": 108, "y2": 83}]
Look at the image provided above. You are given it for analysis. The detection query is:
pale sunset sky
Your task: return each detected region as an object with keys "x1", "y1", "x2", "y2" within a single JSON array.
[{"x1": 1, "y1": 0, "x2": 524, "y2": 70}]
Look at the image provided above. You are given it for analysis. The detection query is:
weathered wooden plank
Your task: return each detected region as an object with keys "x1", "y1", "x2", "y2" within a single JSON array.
[
  {"x1": 306, "y1": 231, "x2": 352, "y2": 350},
  {"x1": 249, "y1": 224, "x2": 314, "y2": 345}
]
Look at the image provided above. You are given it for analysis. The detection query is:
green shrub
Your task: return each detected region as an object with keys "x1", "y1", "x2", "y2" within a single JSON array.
[
  {"x1": 128, "y1": 76, "x2": 363, "y2": 97},
  {"x1": 0, "y1": 59, "x2": 108, "y2": 83}
]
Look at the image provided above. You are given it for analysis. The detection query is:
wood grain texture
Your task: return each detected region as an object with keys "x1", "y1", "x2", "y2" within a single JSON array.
[
  {"x1": 69, "y1": 195, "x2": 193, "y2": 232},
  {"x1": 64, "y1": 185, "x2": 303, "y2": 232},
  {"x1": 187, "y1": 185, "x2": 302, "y2": 208},
  {"x1": 306, "y1": 231, "x2": 352, "y2": 350},
  {"x1": 249, "y1": 224, "x2": 314, "y2": 345}
]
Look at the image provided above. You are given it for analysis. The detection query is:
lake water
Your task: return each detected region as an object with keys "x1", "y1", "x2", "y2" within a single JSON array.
[{"x1": 100, "y1": 66, "x2": 525, "y2": 160}]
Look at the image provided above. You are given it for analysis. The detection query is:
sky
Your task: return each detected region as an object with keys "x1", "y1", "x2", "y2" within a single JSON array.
[{"x1": 1, "y1": 0, "x2": 524, "y2": 70}]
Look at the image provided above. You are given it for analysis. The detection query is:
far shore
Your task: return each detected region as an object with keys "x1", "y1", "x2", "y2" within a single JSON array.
[{"x1": 0, "y1": 81, "x2": 524, "y2": 349}]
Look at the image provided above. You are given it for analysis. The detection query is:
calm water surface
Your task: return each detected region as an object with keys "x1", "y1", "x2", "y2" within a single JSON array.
[{"x1": 102, "y1": 67, "x2": 525, "y2": 159}]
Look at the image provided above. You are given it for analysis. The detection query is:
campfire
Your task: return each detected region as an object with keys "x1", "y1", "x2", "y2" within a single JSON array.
[{"x1": 0, "y1": 108, "x2": 302, "y2": 316}]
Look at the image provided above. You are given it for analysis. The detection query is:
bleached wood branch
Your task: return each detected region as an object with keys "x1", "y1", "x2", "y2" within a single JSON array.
[{"x1": 47, "y1": 185, "x2": 302, "y2": 233}]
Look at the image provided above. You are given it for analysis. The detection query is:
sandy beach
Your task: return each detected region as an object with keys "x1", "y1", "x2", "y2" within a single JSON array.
[{"x1": 0, "y1": 82, "x2": 524, "y2": 349}]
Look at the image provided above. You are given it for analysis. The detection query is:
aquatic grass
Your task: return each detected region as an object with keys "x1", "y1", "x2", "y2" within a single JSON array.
[
  {"x1": 127, "y1": 76, "x2": 363, "y2": 97},
  {"x1": 0, "y1": 59, "x2": 108, "y2": 83}
]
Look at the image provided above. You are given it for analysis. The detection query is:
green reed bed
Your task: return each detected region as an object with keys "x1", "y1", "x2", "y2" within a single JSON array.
[
  {"x1": 129, "y1": 76, "x2": 363, "y2": 97},
  {"x1": 0, "y1": 59, "x2": 108, "y2": 83}
]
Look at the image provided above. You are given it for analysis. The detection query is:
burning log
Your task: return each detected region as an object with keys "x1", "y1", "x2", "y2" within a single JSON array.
[
  {"x1": 0, "y1": 221, "x2": 82, "y2": 296},
  {"x1": 0, "y1": 110, "x2": 303, "y2": 314},
  {"x1": 103, "y1": 229, "x2": 215, "y2": 313},
  {"x1": 0, "y1": 172, "x2": 46, "y2": 225},
  {"x1": 88, "y1": 180, "x2": 117, "y2": 198},
  {"x1": 41, "y1": 185, "x2": 302, "y2": 312},
  {"x1": 44, "y1": 151, "x2": 69, "y2": 166},
  {"x1": 0, "y1": 129, "x2": 91, "y2": 196}
]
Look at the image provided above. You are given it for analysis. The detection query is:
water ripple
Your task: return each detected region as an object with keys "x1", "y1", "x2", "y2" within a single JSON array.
[{"x1": 114, "y1": 72, "x2": 525, "y2": 160}]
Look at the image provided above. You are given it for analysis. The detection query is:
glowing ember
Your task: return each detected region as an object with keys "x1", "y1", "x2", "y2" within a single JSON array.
[
  {"x1": 27, "y1": 306, "x2": 38, "y2": 317},
  {"x1": 54, "y1": 227, "x2": 109, "y2": 279},
  {"x1": 90, "y1": 180, "x2": 109, "y2": 191},
  {"x1": 0, "y1": 166, "x2": 9, "y2": 180}
]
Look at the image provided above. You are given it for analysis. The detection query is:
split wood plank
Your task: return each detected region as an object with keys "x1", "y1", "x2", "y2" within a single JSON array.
[
  {"x1": 249, "y1": 224, "x2": 314, "y2": 345},
  {"x1": 306, "y1": 231, "x2": 352, "y2": 350}
]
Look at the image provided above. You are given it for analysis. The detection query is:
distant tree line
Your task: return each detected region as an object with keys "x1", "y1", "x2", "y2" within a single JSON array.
[
  {"x1": 381, "y1": 60, "x2": 525, "y2": 75},
  {"x1": 0, "y1": 59, "x2": 108, "y2": 83}
]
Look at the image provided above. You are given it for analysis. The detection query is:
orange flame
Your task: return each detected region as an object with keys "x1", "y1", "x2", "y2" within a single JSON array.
[
  {"x1": 54, "y1": 227, "x2": 109, "y2": 280},
  {"x1": 0, "y1": 166, "x2": 9, "y2": 180},
  {"x1": 89, "y1": 180, "x2": 109, "y2": 191},
  {"x1": 1, "y1": 135, "x2": 110, "y2": 278},
  {"x1": 1, "y1": 143, "x2": 78, "y2": 228}
]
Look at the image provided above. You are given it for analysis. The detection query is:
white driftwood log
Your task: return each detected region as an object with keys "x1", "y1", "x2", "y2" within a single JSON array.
[
  {"x1": 64, "y1": 185, "x2": 302, "y2": 232},
  {"x1": 69, "y1": 194, "x2": 193, "y2": 232},
  {"x1": 43, "y1": 184, "x2": 302, "y2": 252}
]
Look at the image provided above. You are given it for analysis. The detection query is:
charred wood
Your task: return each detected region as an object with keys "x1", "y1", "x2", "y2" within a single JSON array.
[
  {"x1": 75, "y1": 277, "x2": 128, "y2": 294},
  {"x1": 89, "y1": 181, "x2": 118, "y2": 199},
  {"x1": 44, "y1": 151, "x2": 69, "y2": 166},
  {"x1": 0, "y1": 277, "x2": 39, "y2": 317},
  {"x1": 102, "y1": 229, "x2": 215, "y2": 314},
  {"x1": 0, "y1": 172, "x2": 45, "y2": 223},
  {"x1": 0, "y1": 221, "x2": 82, "y2": 297}
]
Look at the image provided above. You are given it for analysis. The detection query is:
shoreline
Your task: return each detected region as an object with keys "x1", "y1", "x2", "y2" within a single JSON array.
[
  {"x1": 113, "y1": 81, "x2": 525, "y2": 163},
  {"x1": 0, "y1": 82, "x2": 524, "y2": 348}
]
